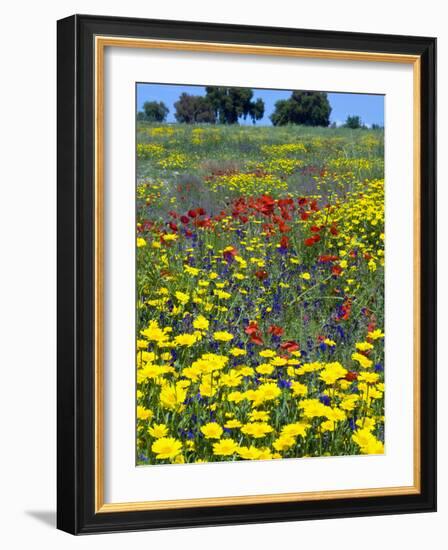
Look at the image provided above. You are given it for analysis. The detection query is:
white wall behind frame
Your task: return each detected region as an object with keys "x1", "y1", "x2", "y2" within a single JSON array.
[{"x1": 0, "y1": 1, "x2": 444, "y2": 549}]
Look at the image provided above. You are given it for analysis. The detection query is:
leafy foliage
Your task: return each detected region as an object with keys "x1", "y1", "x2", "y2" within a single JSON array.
[
  {"x1": 270, "y1": 91, "x2": 331, "y2": 127},
  {"x1": 174, "y1": 93, "x2": 216, "y2": 124},
  {"x1": 205, "y1": 87, "x2": 265, "y2": 124},
  {"x1": 344, "y1": 115, "x2": 363, "y2": 129},
  {"x1": 138, "y1": 101, "x2": 169, "y2": 123}
]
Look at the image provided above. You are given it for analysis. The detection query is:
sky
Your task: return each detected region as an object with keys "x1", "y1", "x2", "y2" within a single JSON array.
[{"x1": 136, "y1": 83, "x2": 384, "y2": 127}]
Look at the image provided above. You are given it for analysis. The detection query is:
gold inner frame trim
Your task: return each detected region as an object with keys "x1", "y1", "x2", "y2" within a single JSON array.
[{"x1": 94, "y1": 35, "x2": 421, "y2": 513}]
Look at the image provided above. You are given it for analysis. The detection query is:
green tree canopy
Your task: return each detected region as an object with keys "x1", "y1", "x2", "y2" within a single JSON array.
[
  {"x1": 343, "y1": 115, "x2": 363, "y2": 129},
  {"x1": 174, "y1": 93, "x2": 216, "y2": 123},
  {"x1": 205, "y1": 87, "x2": 265, "y2": 124},
  {"x1": 138, "y1": 101, "x2": 169, "y2": 122},
  {"x1": 270, "y1": 91, "x2": 331, "y2": 127}
]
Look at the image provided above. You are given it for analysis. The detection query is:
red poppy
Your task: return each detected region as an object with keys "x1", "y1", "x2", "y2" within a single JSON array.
[
  {"x1": 188, "y1": 209, "x2": 198, "y2": 218},
  {"x1": 330, "y1": 225, "x2": 339, "y2": 236},
  {"x1": 345, "y1": 371, "x2": 358, "y2": 382},
  {"x1": 244, "y1": 321, "x2": 260, "y2": 335},
  {"x1": 195, "y1": 218, "x2": 212, "y2": 229},
  {"x1": 280, "y1": 340, "x2": 300, "y2": 353},
  {"x1": 254, "y1": 269, "x2": 268, "y2": 281},
  {"x1": 318, "y1": 255, "x2": 339, "y2": 263},
  {"x1": 250, "y1": 334, "x2": 264, "y2": 346},
  {"x1": 300, "y1": 211, "x2": 311, "y2": 221},
  {"x1": 255, "y1": 195, "x2": 276, "y2": 216},
  {"x1": 337, "y1": 298, "x2": 352, "y2": 321},
  {"x1": 223, "y1": 247, "x2": 237, "y2": 262},
  {"x1": 268, "y1": 324, "x2": 284, "y2": 336},
  {"x1": 278, "y1": 222, "x2": 291, "y2": 233},
  {"x1": 304, "y1": 234, "x2": 321, "y2": 246},
  {"x1": 279, "y1": 235, "x2": 289, "y2": 249},
  {"x1": 331, "y1": 265, "x2": 343, "y2": 276},
  {"x1": 245, "y1": 321, "x2": 264, "y2": 345},
  {"x1": 197, "y1": 207, "x2": 206, "y2": 216},
  {"x1": 310, "y1": 199, "x2": 319, "y2": 212},
  {"x1": 298, "y1": 197, "x2": 308, "y2": 206},
  {"x1": 310, "y1": 225, "x2": 321, "y2": 233},
  {"x1": 180, "y1": 215, "x2": 190, "y2": 224},
  {"x1": 168, "y1": 222, "x2": 178, "y2": 232}
]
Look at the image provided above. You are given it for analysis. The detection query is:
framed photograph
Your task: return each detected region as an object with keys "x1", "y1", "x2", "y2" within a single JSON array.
[{"x1": 57, "y1": 14, "x2": 436, "y2": 534}]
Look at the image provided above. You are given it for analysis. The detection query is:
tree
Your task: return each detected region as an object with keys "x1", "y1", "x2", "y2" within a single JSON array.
[
  {"x1": 205, "y1": 87, "x2": 265, "y2": 124},
  {"x1": 174, "y1": 93, "x2": 216, "y2": 123},
  {"x1": 270, "y1": 91, "x2": 331, "y2": 126},
  {"x1": 138, "y1": 101, "x2": 169, "y2": 122},
  {"x1": 343, "y1": 115, "x2": 363, "y2": 129}
]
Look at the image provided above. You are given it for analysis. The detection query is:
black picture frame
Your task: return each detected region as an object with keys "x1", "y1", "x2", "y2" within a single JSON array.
[{"x1": 57, "y1": 14, "x2": 436, "y2": 535}]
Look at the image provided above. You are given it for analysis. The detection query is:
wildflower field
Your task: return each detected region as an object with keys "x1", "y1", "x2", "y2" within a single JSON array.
[{"x1": 136, "y1": 122, "x2": 385, "y2": 465}]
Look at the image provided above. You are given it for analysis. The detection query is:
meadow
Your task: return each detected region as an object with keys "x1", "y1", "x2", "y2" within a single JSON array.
[{"x1": 135, "y1": 122, "x2": 385, "y2": 465}]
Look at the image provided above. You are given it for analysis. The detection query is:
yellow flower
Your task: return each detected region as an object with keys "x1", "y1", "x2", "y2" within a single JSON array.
[
  {"x1": 148, "y1": 423, "x2": 169, "y2": 438},
  {"x1": 273, "y1": 435, "x2": 295, "y2": 452},
  {"x1": 291, "y1": 381, "x2": 307, "y2": 397},
  {"x1": 224, "y1": 419, "x2": 243, "y2": 429},
  {"x1": 184, "y1": 265, "x2": 199, "y2": 276},
  {"x1": 237, "y1": 446, "x2": 262, "y2": 460},
  {"x1": 175, "y1": 291, "x2": 190, "y2": 305},
  {"x1": 340, "y1": 394, "x2": 359, "y2": 411},
  {"x1": 140, "y1": 320, "x2": 169, "y2": 344},
  {"x1": 259, "y1": 349, "x2": 276, "y2": 358},
  {"x1": 358, "y1": 372, "x2": 380, "y2": 384},
  {"x1": 238, "y1": 365, "x2": 254, "y2": 376},
  {"x1": 193, "y1": 315, "x2": 209, "y2": 331},
  {"x1": 136, "y1": 339, "x2": 148, "y2": 350},
  {"x1": 367, "y1": 329, "x2": 384, "y2": 340},
  {"x1": 159, "y1": 382, "x2": 187, "y2": 410},
  {"x1": 319, "y1": 362, "x2": 348, "y2": 385},
  {"x1": 161, "y1": 233, "x2": 178, "y2": 242},
  {"x1": 281, "y1": 422, "x2": 308, "y2": 438},
  {"x1": 200, "y1": 422, "x2": 224, "y2": 439},
  {"x1": 253, "y1": 383, "x2": 281, "y2": 405},
  {"x1": 352, "y1": 428, "x2": 384, "y2": 454},
  {"x1": 321, "y1": 420, "x2": 336, "y2": 432},
  {"x1": 300, "y1": 272, "x2": 311, "y2": 280},
  {"x1": 137, "y1": 406, "x2": 153, "y2": 421},
  {"x1": 241, "y1": 422, "x2": 273, "y2": 438},
  {"x1": 174, "y1": 333, "x2": 197, "y2": 347},
  {"x1": 249, "y1": 410, "x2": 270, "y2": 422},
  {"x1": 270, "y1": 356, "x2": 288, "y2": 367},
  {"x1": 324, "y1": 338, "x2": 336, "y2": 347},
  {"x1": 213, "y1": 289, "x2": 232, "y2": 300},
  {"x1": 299, "y1": 398, "x2": 329, "y2": 418},
  {"x1": 356, "y1": 341, "x2": 374, "y2": 352},
  {"x1": 351, "y1": 352, "x2": 373, "y2": 369},
  {"x1": 137, "y1": 237, "x2": 147, "y2": 248},
  {"x1": 256, "y1": 363, "x2": 275, "y2": 375},
  {"x1": 230, "y1": 347, "x2": 246, "y2": 357},
  {"x1": 151, "y1": 437, "x2": 182, "y2": 459},
  {"x1": 213, "y1": 331, "x2": 234, "y2": 342},
  {"x1": 227, "y1": 391, "x2": 244, "y2": 403},
  {"x1": 213, "y1": 438, "x2": 238, "y2": 456},
  {"x1": 326, "y1": 407, "x2": 346, "y2": 422},
  {"x1": 356, "y1": 417, "x2": 376, "y2": 431}
]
